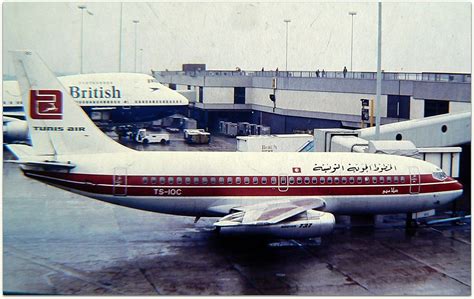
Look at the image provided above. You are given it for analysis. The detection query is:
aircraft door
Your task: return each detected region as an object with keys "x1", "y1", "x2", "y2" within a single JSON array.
[
  {"x1": 278, "y1": 175, "x2": 289, "y2": 192},
  {"x1": 113, "y1": 167, "x2": 127, "y2": 196},
  {"x1": 409, "y1": 166, "x2": 420, "y2": 194}
]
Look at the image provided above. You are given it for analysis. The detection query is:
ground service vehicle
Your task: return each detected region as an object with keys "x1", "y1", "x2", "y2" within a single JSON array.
[{"x1": 135, "y1": 129, "x2": 170, "y2": 145}]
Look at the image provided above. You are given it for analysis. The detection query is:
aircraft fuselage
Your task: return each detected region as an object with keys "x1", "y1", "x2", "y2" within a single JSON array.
[{"x1": 21, "y1": 151, "x2": 463, "y2": 217}]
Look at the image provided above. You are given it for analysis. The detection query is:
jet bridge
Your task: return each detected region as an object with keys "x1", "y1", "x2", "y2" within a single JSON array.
[
  {"x1": 358, "y1": 112, "x2": 471, "y2": 147},
  {"x1": 314, "y1": 112, "x2": 471, "y2": 178}
]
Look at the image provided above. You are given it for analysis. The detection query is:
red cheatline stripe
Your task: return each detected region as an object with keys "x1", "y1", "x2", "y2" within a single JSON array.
[{"x1": 25, "y1": 171, "x2": 460, "y2": 197}]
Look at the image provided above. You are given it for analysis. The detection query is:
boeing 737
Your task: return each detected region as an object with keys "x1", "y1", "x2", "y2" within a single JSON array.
[
  {"x1": 3, "y1": 72, "x2": 188, "y2": 123},
  {"x1": 6, "y1": 51, "x2": 463, "y2": 239}
]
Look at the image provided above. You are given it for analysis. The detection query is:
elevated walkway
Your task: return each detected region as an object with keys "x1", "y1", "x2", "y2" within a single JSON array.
[
  {"x1": 314, "y1": 112, "x2": 471, "y2": 177},
  {"x1": 155, "y1": 70, "x2": 471, "y2": 102},
  {"x1": 357, "y1": 112, "x2": 471, "y2": 147}
]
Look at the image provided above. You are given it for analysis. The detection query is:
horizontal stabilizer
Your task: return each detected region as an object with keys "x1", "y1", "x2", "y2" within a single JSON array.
[
  {"x1": 5, "y1": 144, "x2": 75, "y2": 170},
  {"x1": 5, "y1": 160, "x2": 76, "y2": 170},
  {"x1": 5, "y1": 144, "x2": 36, "y2": 160}
]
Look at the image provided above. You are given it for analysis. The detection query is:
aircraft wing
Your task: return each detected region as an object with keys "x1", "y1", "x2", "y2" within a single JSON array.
[
  {"x1": 3, "y1": 111, "x2": 26, "y2": 120},
  {"x1": 214, "y1": 197, "x2": 325, "y2": 227}
]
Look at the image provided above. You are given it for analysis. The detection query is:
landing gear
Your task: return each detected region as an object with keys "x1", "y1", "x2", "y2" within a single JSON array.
[{"x1": 405, "y1": 213, "x2": 418, "y2": 236}]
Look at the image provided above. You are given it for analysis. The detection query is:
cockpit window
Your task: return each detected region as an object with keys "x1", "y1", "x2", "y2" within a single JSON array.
[{"x1": 432, "y1": 170, "x2": 448, "y2": 181}]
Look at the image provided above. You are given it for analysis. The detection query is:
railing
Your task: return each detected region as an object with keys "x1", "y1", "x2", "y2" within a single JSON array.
[{"x1": 153, "y1": 70, "x2": 471, "y2": 83}]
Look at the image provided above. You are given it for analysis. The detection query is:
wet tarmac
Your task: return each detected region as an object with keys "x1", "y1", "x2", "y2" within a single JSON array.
[{"x1": 2, "y1": 135, "x2": 471, "y2": 295}]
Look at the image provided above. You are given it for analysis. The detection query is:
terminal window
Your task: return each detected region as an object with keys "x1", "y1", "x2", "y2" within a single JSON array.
[
  {"x1": 424, "y1": 99, "x2": 449, "y2": 117},
  {"x1": 234, "y1": 87, "x2": 246, "y2": 104},
  {"x1": 198, "y1": 87, "x2": 204, "y2": 103},
  {"x1": 387, "y1": 95, "x2": 410, "y2": 119}
]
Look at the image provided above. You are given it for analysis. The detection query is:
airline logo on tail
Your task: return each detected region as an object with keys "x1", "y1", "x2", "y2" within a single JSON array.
[{"x1": 30, "y1": 90, "x2": 62, "y2": 119}]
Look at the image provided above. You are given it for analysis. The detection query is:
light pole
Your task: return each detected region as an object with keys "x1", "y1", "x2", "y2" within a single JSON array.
[
  {"x1": 118, "y1": 3, "x2": 123, "y2": 72},
  {"x1": 78, "y1": 5, "x2": 87, "y2": 74},
  {"x1": 375, "y1": 3, "x2": 382, "y2": 139},
  {"x1": 139, "y1": 48, "x2": 143, "y2": 73},
  {"x1": 78, "y1": 5, "x2": 93, "y2": 73},
  {"x1": 284, "y1": 19, "x2": 291, "y2": 71},
  {"x1": 133, "y1": 20, "x2": 140, "y2": 72},
  {"x1": 348, "y1": 11, "x2": 357, "y2": 72}
]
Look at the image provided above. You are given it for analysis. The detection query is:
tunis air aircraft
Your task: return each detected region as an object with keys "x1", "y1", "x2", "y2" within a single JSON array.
[{"x1": 6, "y1": 51, "x2": 463, "y2": 239}]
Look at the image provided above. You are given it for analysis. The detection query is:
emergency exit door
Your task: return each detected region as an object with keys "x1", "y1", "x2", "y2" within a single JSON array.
[
  {"x1": 113, "y1": 167, "x2": 127, "y2": 196},
  {"x1": 409, "y1": 166, "x2": 420, "y2": 194},
  {"x1": 278, "y1": 175, "x2": 289, "y2": 192}
]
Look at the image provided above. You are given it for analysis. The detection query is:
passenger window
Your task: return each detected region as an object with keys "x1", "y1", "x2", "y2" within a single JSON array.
[
  {"x1": 364, "y1": 177, "x2": 370, "y2": 184},
  {"x1": 211, "y1": 177, "x2": 217, "y2": 184},
  {"x1": 151, "y1": 177, "x2": 157, "y2": 185},
  {"x1": 160, "y1": 177, "x2": 166, "y2": 184},
  {"x1": 177, "y1": 177, "x2": 182, "y2": 185},
  {"x1": 304, "y1": 177, "x2": 310, "y2": 184},
  {"x1": 193, "y1": 177, "x2": 199, "y2": 185},
  {"x1": 280, "y1": 177, "x2": 287, "y2": 185},
  {"x1": 289, "y1": 177, "x2": 295, "y2": 184},
  {"x1": 202, "y1": 177, "x2": 208, "y2": 184},
  {"x1": 312, "y1": 177, "x2": 317, "y2": 184},
  {"x1": 253, "y1": 177, "x2": 258, "y2": 184},
  {"x1": 372, "y1": 177, "x2": 377, "y2": 184},
  {"x1": 244, "y1": 177, "x2": 250, "y2": 184},
  {"x1": 357, "y1": 177, "x2": 362, "y2": 184},
  {"x1": 297, "y1": 177, "x2": 303, "y2": 184},
  {"x1": 400, "y1": 176, "x2": 405, "y2": 183},
  {"x1": 227, "y1": 177, "x2": 233, "y2": 184},
  {"x1": 394, "y1": 176, "x2": 399, "y2": 183},
  {"x1": 320, "y1": 177, "x2": 325, "y2": 184},
  {"x1": 327, "y1": 177, "x2": 333, "y2": 184},
  {"x1": 236, "y1": 177, "x2": 242, "y2": 184},
  {"x1": 168, "y1": 177, "x2": 174, "y2": 184},
  {"x1": 262, "y1": 177, "x2": 267, "y2": 184},
  {"x1": 387, "y1": 176, "x2": 392, "y2": 183},
  {"x1": 342, "y1": 177, "x2": 347, "y2": 184},
  {"x1": 349, "y1": 177, "x2": 355, "y2": 184},
  {"x1": 185, "y1": 177, "x2": 191, "y2": 185},
  {"x1": 219, "y1": 177, "x2": 225, "y2": 184},
  {"x1": 380, "y1": 177, "x2": 385, "y2": 184},
  {"x1": 334, "y1": 177, "x2": 340, "y2": 184},
  {"x1": 271, "y1": 177, "x2": 277, "y2": 184},
  {"x1": 142, "y1": 177, "x2": 148, "y2": 184}
]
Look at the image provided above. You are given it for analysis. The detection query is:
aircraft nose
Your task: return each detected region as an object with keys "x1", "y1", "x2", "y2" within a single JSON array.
[
  {"x1": 453, "y1": 180, "x2": 463, "y2": 191},
  {"x1": 175, "y1": 92, "x2": 189, "y2": 104}
]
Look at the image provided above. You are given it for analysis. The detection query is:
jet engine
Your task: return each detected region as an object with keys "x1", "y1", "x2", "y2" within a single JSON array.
[
  {"x1": 215, "y1": 210, "x2": 335, "y2": 239},
  {"x1": 3, "y1": 118, "x2": 29, "y2": 142}
]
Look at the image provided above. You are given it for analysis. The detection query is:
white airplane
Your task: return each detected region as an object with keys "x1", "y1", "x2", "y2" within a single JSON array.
[
  {"x1": 3, "y1": 72, "x2": 188, "y2": 123},
  {"x1": 6, "y1": 51, "x2": 463, "y2": 239}
]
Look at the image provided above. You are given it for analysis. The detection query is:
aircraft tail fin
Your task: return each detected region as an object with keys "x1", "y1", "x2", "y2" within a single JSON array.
[{"x1": 11, "y1": 51, "x2": 130, "y2": 156}]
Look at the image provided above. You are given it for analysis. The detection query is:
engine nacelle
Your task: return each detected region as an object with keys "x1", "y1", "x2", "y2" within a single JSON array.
[
  {"x1": 216, "y1": 210, "x2": 335, "y2": 239},
  {"x1": 3, "y1": 119, "x2": 29, "y2": 142}
]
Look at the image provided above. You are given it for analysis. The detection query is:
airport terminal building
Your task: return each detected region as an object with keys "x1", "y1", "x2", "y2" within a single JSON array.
[{"x1": 154, "y1": 68, "x2": 470, "y2": 133}]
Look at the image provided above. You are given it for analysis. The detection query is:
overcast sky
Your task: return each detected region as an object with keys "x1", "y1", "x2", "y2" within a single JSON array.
[{"x1": 2, "y1": 2, "x2": 471, "y2": 77}]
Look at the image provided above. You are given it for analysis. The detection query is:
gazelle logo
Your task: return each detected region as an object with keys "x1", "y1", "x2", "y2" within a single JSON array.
[{"x1": 30, "y1": 90, "x2": 62, "y2": 119}]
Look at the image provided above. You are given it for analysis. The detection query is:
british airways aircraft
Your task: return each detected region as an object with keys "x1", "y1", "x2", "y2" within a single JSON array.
[
  {"x1": 3, "y1": 72, "x2": 188, "y2": 123},
  {"x1": 6, "y1": 51, "x2": 463, "y2": 239}
]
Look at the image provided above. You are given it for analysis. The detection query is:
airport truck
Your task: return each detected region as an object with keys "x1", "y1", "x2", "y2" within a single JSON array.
[{"x1": 135, "y1": 129, "x2": 170, "y2": 145}]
